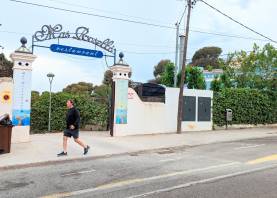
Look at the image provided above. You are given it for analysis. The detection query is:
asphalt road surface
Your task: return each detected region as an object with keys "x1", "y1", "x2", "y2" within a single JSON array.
[{"x1": 1, "y1": 136, "x2": 277, "y2": 198}]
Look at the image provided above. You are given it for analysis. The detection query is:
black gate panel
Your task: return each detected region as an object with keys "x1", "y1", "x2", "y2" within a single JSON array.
[
  {"x1": 182, "y1": 96, "x2": 196, "y2": 121},
  {"x1": 198, "y1": 97, "x2": 211, "y2": 121},
  {"x1": 134, "y1": 83, "x2": 165, "y2": 103}
]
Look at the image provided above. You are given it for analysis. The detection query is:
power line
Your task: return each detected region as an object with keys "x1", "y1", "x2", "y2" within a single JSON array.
[
  {"x1": 178, "y1": 5, "x2": 188, "y2": 24},
  {"x1": 190, "y1": 29, "x2": 270, "y2": 42},
  {"x1": 5, "y1": 0, "x2": 276, "y2": 52},
  {"x1": 0, "y1": 29, "x2": 271, "y2": 56},
  {"x1": 0, "y1": 28, "x2": 270, "y2": 43},
  {"x1": 199, "y1": 0, "x2": 277, "y2": 43},
  {"x1": 47, "y1": 0, "x2": 168, "y2": 25},
  {"x1": 0, "y1": 30, "x2": 177, "y2": 49},
  {"x1": 119, "y1": 42, "x2": 174, "y2": 48},
  {"x1": 0, "y1": 29, "x2": 273, "y2": 55},
  {"x1": 0, "y1": 30, "x2": 30, "y2": 35},
  {"x1": 9, "y1": 0, "x2": 175, "y2": 30},
  {"x1": 6, "y1": 0, "x2": 274, "y2": 43},
  {"x1": 123, "y1": 50, "x2": 176, "y2": 55}
]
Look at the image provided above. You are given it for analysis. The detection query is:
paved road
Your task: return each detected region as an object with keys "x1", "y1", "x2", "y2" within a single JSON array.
[{"x1": 1, "y1": 136, "x2": 277, "y2": 198}]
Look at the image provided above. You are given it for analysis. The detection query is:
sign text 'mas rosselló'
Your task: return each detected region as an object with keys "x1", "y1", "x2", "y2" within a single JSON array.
[
  {"x1": 50, "y1": 44, "x2": 104, "y2": 58},
  {"x1": 33, "y1": 24, "x2": 115, "y2": 53}
]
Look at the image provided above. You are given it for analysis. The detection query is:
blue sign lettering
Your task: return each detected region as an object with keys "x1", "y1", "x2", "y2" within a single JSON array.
[{"x1": 50, "y1": 44, "x2": 104, "y2": 58}]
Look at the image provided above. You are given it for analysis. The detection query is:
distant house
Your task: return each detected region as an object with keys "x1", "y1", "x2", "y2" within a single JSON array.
[{"x1": 197, "y1": 67, "x2": 223, "y2": 90}]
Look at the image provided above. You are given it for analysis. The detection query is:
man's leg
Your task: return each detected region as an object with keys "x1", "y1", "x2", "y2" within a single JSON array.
[
  {"x1": 58, "y1": 132, "x2": 69, "y2": 156},
  {"x1": 74, "y1": 138, "x2": 90, "y2": 155},
  {"x1": 63, "y1": 136, "x2": 68, "y2": 153},
  {"x1": 74, "y1": 138, "x2": 86, "y2": 148}
]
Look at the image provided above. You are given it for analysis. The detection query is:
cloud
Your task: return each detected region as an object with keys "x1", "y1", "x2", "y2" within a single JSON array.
[
  {"x1": 32, "y1": 54, "x2": 105, "y2": 93},
  {"x1": 187, "y1": 0, "x2": 277, "y2": 57},
  {"x1": 1, "y1": 0, "x2": 276, "y2": 90},
  {"x1": 3, "y1": 49, "x2": 107, "y2": 93}
]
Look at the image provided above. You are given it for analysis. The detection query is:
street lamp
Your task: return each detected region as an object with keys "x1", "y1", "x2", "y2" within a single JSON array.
[{"x1": 47, "y1": 73, "x2": 55, "y2": 132}]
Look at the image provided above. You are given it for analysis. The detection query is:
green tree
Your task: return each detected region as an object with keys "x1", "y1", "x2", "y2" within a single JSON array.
[
  {"x1": 31, "y1": 92, "x2": 108, "y2": 133},
  {"x1": 0, "y1": 53, "x2": 13, "y2": 77},
  {"x1": 210, "y1": 76, "x2": 221, "y2": 92},
  {"x1": 31, "y1": 91, "x2": 40, "y2": 103},
  {"x1": 191, "y1": 46, "x2": 222, "y2": 69},
  {"x1": 210, "y1": 72, "x2": 233, "y2": 92},
  {"x1": 225, "y1": 43, "x2": 277, "y2": 90},
  {"x1": 184, "y1": 66, "x2": 206, "y2": 89},
  {"x1": 103, "y1": 70, "x2": 113, "y2": 86},
  {"x1": 207, "y1": 65, "x2": 213, "y2": 72},
  {"x1": 63, "y1": 82, "x2": 93, "y2": 95},
  {"x1": 153, "y1": 59, "x2": 172, "y2": 84},
  {"x1": 220, "y1": 73, "x2": 232, "y2": 88},
  {"x1": 157, "y1": 61, "x2": 206, "y2": 89},
  {"x1": 92, "y1": 84, "x2": 112, "y2": 130},
  {"x1": 92, "y1": 84, "x2": 111, "y2": 105},
  {"x1": 160, "y1": 61, "x2": 175, "y2": 87}
]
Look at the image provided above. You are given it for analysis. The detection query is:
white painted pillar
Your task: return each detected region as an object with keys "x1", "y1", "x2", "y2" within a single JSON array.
[
  {"x1": 110, "y1": 52, "x2": 131, "y2": 136},
  {"x1": 10, "y1": 37, "x2": 36, "y2": 143}
]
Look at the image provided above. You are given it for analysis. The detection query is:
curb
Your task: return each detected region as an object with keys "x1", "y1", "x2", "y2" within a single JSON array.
[
  {"x1": 0, "y1": 145, "x2": 189, "y2": 171},
  {"x1": 1, "y1": 133, "x2": 277, "y2": 171}
]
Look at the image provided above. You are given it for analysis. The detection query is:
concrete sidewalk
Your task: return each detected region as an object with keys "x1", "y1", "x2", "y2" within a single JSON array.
[{"x1": 0, "y1": 127, "x2": 277, "y2": 169}]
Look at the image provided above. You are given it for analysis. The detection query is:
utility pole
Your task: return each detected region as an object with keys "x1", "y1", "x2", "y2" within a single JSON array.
[
  {"x1": 174, "y1": 21, "x2": 180, "y2": 87},
  {"x1": 177, "y1": 0, "x2": 194, "y2": 133}
]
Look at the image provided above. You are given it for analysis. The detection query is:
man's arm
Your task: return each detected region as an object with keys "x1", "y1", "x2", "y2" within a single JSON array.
[{"x1": 74, "y1": 109, "x2": 80, "y2": 129}]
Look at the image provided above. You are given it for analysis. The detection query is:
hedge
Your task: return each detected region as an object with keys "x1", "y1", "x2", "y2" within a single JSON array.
[
  {"x1": 31, "y1": 89, "x2": 276, "y2": 133},
  {"x1": 213, "y1": 88, "x2": 277, "y2": 126},
  {"x1": 31, "y1": 92, "x2": 108, "y2": 133}
]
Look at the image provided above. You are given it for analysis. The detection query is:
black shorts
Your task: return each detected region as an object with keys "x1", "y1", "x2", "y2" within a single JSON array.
[{"x1": 64, "y1": 129, "x2": 79, "y2": 139}]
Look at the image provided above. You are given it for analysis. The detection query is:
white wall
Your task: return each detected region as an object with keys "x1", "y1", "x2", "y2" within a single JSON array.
[
  {"x1": 114, "y1": 87, "x2": 213, "y2": 136},
  {"x1": 114, "y1": 88, "x2": 179, "y2": 136},
  {"x1": 0, "y1": 77, "x2": 30, "y2": 143},
  {"x1": 0, "y1": 77, "x2": 13, "y2": 116},
  {"x1": 182, "y1": 89, "x2": 213, "y2": 132}
]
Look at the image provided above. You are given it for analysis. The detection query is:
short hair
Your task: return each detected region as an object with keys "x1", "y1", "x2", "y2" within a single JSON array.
[{"x1": 68, "y1": 99, "x2": 74, "y2": 106}]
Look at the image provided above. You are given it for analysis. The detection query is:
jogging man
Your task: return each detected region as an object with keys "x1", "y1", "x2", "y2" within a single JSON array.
[{"x1": 57, "y1": 99, "x2": 90, "y2": 156}]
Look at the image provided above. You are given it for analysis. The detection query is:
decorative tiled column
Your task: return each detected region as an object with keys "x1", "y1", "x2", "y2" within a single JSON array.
[
  {"x1": 110, "y1": 53, "x2": 131, "y2": 136},
  {"x1": 10, "y1": 37, "x2": 36, "y2": 143}
]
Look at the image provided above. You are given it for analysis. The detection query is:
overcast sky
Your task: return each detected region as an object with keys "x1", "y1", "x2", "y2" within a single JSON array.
[{"x1": 1, "y1": 0, "x2": 276, "y2": 92}]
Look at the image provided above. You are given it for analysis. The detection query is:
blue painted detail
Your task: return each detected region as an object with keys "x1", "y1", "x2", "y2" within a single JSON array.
[
  {"x1": 50, "y1": 44, "x2": 103, "y2": 58},
  {"x1": 12, "y1": 109, "x2": 31, "y2": 126}
]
